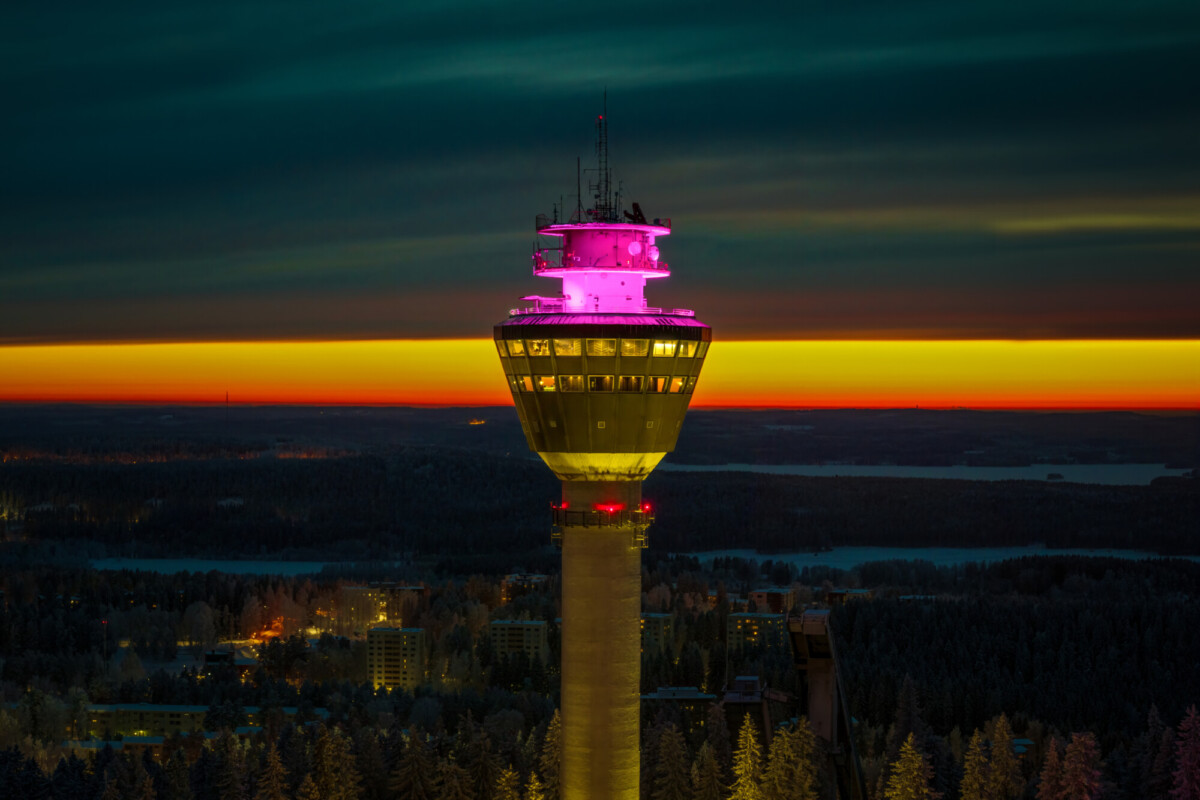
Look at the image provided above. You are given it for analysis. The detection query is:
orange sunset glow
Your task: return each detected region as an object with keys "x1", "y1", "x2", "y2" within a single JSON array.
[{"x1": 1, "y1": 339, "x2": 1196, "y2": 409}]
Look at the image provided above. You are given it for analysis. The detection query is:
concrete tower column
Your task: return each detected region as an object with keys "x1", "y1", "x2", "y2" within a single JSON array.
[{"x1": 558, "y1": 480, "x2": 643, "y2": 800}]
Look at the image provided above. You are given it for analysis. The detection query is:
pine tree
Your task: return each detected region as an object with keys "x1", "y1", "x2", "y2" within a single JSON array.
[
  {"x1": 1060, "y1": 733, "x2": 1103, "y2": 800},
  {"x1": 495, "y1": 766, "x2": 520, "y2": 800},
  {"x1": 1150, "y1": 729, "x2": 1177, "y2": 800},
  {"x1": 390, "y1": 735, "x2": 440, "y2": 800},
  {"x1": 651, "y1": 724, "x2": 691, "y2": 800},
  {"x1": 296, "y1": 774, "x2": 320, "y2": 800},
  {"x1": 1037, "y1": 738, "x2": 1064, "y2": 800},
  {"x1": 761, "y1": 723, "x2": 819, "y2": 800},
  {"x1": 214, "y1": 730, "x2": 248, "y2": 800},
  {"x1": 960, "y1": 730, "x2": 988, "y2": 800},
  {"x1": 539, "y1": 711, "x2": 562, "y2": 800},
  {"x1": 255, "y1": 743, "x2": 287, "y2": 800},
  {"x1": 986, "y1": 714, "x2": 1021, "y2": 800},
  {"x1": 730, "y1": 715, "x2": 764, "y2": 800},
  {"x1": 691, "y1": 741, "x2": 725, "y2": 800},
  {"x1": 163, "y1": 748, "x2": 193, "y2": 800},
  {"x1": 707, "y1": 704, "x2": 733, "y2": 774},
  {"x1": 467, "y1": 732, "x2": 503, "y2": 800},
  {"x1": 525, "y1": 771, "x2": 546, "y2": 800},
  {"x1": 436, "y1": 761, "x2": 474, "y2": 800},
  {"x1": 884, "y1": 732, "x2": 940, "y2": 800},
  {"x1": 1174, "y1": 705, "x2": 1200, "y2": 800}
]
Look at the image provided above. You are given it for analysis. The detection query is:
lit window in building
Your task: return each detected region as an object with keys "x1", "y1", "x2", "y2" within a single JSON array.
[
  {"x1": 678, "y1": 340, "x2": 698, "y2": 357},
  {"x1": 589, "y1": 375, "x2": 614, "y2": 392},
  {"x1": 618, "y1": 376, "x2": 643, "y2": 392},
  {"x1": 621, "y1": 339, "x2": 649, "y2": 357},
  {"x1": 554, "y1": 338, "x2": 582, "y2": 356},
  {"x1": 559, "y1": 375, "x2": 585, "y2": 392},
  {"x1": 686, "y1": 376, "x2": 697, "y2": 393},
  {"x1": 495, "y1": 342, "x2": 507, "y2": 357},
  {"x1": 671, "y1": 377, "x2": 686, "y2": 393},
  {"x1": 532, "y1": 376, "x2": 555, "y2": 392},
  {"x1": 652, "y1": 340, "x2": 677, "y2": 357},
  {"x1": 507, "y1": 340, "x2": 527, "y2": 356},
  {"x1": 586, "y1": 338, "x2": 616, "y2": 356},
  {"x1": 527, "y1": 339, "x2": 551, "y2": 356},
  {"x1": 518, "y1": 376, "x2": 535, "y2": 392},
  {"x1": 697, "y1": 341, "x2": 709, "y2": 358},
  {"x1": 647, "y1": 376, "x2": 669, "y2": 393},
  {"x1": 508, "y1": 376, "x2": 521, "y2": 392}
]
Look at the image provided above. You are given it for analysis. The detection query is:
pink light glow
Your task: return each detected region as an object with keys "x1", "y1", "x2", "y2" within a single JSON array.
[{"x1": 594, "y1": 503, "x2": 626, "y2": 513}]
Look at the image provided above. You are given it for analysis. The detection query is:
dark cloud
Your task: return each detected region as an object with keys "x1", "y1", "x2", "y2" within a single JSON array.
[{"x1": 2, "y1": 0, "x2": 1198, "y2": 342}]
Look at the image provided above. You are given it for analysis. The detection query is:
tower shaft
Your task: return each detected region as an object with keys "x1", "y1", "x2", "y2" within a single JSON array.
[{"x1": 559, "y1": 480, "x2": 643, "y2": 800}]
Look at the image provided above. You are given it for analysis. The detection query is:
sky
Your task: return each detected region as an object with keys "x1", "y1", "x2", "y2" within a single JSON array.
[{"x1": 2, "y1": 1, "x2": 1198, "y2": 406}]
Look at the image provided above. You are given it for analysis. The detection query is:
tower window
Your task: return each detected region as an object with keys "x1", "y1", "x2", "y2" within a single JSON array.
[
  {"x1": 527, "y1": 339, "x2": 551, "y2": 356},
  {"x1": 686, "y1": 376, "x2": 697, "y2": 393},
  {"x1": 536, "y1": 376, "x2": 557, "y2": 391},
  {"x1": 588, "y1": 375, "x2": 614, "y2": 392},
  {"x1": 620, "y1": 339, "x2": 649, "y2": 357},
  {"x1": 697, "y1": 341, "x2": 709, "y2": 358},
  {"x1": 670, "y1": 377, "x2": 686, "y2": 393},
  {"x1": 647, "y1": 377, "x2": 669, "y2": 393},
  {"x1": 677, "y1": 341, "x2": 698, "y2": 357},
  {"x1": 586, "y1": 339, "x2": 616, "y2": 356},
  {"x1": 495, "y1": 342, "x2": 508, "y2": 358},
  {"x1": 618, "y1": 376, "x2": 643, "y2": 392},
  {"x1": 554, "y1": 339, "x2": 582, "y2": 356},
  {"x1": 652, "y1": 340, "x2": 677, "y2": 357},
  {"x1": 518, "y1": 376, "x2": 535, "y2": 392},
  {"x1": 559, "y1": 375, "x2": 585, "y2": 392},
  {"x1": 507, "y1": 340, "x2": 527, "y2": 356}
]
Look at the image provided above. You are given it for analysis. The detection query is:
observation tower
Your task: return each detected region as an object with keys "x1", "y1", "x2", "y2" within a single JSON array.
[{"x1": 494, "y1": 115, "x2": 710, "y2": 800}]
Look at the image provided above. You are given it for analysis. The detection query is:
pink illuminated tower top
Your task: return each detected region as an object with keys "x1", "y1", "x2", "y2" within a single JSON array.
[{"x1": 514, "y1": 113, "x2": 693, "y2": 319}]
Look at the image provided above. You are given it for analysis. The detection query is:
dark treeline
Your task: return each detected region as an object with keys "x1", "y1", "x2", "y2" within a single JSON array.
[{"x1": 3, "y1": 450, "x2": 1197, "y2": 559}]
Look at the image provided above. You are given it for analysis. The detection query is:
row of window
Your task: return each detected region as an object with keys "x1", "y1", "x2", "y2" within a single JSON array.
[
  {"x1": 498, "y1": 338, "x2": 706, "y2": 358},
  {"x1": 510, "y1": 375, "x2": 696, "y2": 393}
]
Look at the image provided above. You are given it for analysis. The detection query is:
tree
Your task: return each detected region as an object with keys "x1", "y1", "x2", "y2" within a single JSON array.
[
  {"x1": 495, "y1": 767, "x2": 520, "y2": 800},
  {"x1": 525, "y1": 771, "x2": 546, "y2": 800},
  {"x1": 762, "y1": 722, "x2": 819, "y2": 800},
  {"x1": 706, "y1": 705, "x2": 733, "y2": 774},
  {"x1": 436, "y1": 761, "x2": 473, "y2": 800},
  {"x1": 390, "y1": 735, "x2": 439, "y2": 800},
  {"x1": 1174, "y1": 705, "x2": 1200, "y2": 800},
  {"x1": 296, "y1": 774, "x2": 321, "y2": 800},
  {"x1": 314, "y1": 725, "x2": 362, "y2": 800},
  {"x1": 692, "y1": 741, "x2": 725, "y2": 800},
  {"x1": 1038, "y1": 739, "x2": 1064, "y2": 800},
  {"x1": 960, "y1": 730, "x2": 987, "y2": 800},
  {"x1": 651, "y1": 724, "x2": 691, "y2": 800},
  {"x1": 730, "y1": 715, "x2": 764, "y2": 800},
  {"x1": 1060, "y1": 733, "x2": 1103, "y2": 800},
  {"x1": 255, "y1": 744, "x2": 287, "y2": 800},
  {"x1": 884, "y1": 733, "x2": 940, "y2": 800},
  {"x1": 163, "y1": 748, "x2": 193, "y2": 800},
  {"x1": 539, "y1": 711, "x2": 562, "y2": 800},
  {"x1": 986, "y1": 714, "x2": 1021, "y2": 800},
  {"x1": 467, "y1": 732, "x2": 503, "y2": 800}
]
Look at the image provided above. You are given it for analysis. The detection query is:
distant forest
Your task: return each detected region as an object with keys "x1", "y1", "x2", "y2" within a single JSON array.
[{"x1": 2, "y1": 449, "x2": 1196, "y2": 561}]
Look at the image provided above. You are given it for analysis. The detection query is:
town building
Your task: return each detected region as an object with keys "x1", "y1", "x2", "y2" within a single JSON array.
[{"x1": 366, "y1": 626, "x2": 427, "y2": 691}]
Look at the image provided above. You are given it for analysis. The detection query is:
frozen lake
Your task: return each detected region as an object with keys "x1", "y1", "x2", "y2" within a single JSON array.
[
  {"x1": 685, "y1": 545, "x2": 1200, "y2": 571},
  {"x1": 89, "y1": 545, "x2": 1200, "y2": 577},
  {"x1": 658, "y1": 462, "x2": 1190, "y2": 485},
  {"x1": 90, "y1": 558, "x2": 338, "y2": 576}
]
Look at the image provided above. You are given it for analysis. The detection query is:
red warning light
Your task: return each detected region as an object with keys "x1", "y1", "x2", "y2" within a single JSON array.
[
  {"x1": 594, "y1": 502, "x2": 625, "y2": 513},
  {"x1": 640, "y1": 502, "x2": 652, "y2": 512}
]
